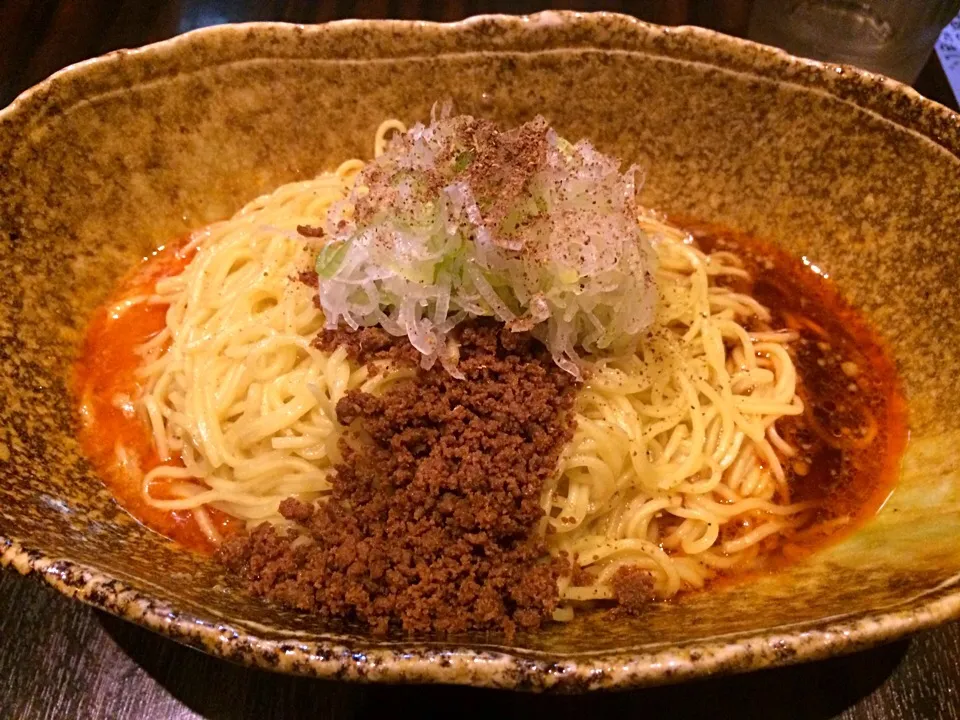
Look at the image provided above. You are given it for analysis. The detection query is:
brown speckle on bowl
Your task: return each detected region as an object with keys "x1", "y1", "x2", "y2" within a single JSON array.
[{"x1": 2, "y1": 12, "x2": 960, "y2": 691}]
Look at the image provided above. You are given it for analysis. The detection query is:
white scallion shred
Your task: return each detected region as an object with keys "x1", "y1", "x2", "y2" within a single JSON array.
[{"x1": 314, "y1": 109, "x2": 657, "y2": 377}]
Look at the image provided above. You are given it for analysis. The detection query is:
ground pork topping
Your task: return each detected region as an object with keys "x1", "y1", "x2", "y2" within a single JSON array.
[
  {"x1": 609, "y1": 565, "x2": 655, "y2": 616},
  {"x1": 219, "y1": 321, "x2": 578, "y2": 636}
]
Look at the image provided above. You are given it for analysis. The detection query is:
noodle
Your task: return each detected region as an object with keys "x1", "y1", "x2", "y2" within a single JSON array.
[
  {"x1": 135, "y1": 124, "x2": 406, "y2": 528},
  {"x1": 543, "y1": 216, "x2": 811, "y2": 602},
  {"x1": 131, "y1": 121, "x2": 810, "y2": 608}
]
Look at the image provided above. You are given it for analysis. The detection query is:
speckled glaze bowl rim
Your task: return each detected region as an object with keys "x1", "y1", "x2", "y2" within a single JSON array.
[{"x1": 3, "y1": 11, "x2": 960, "y2": 691}]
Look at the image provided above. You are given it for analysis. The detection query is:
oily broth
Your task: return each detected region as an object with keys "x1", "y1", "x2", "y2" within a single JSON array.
[
  {"x1": 683, "y1": 221, "x2": 907, "y2": 565},
  {"x1": 73, "y1": 239, "x2": 241, "y2": 552},
  {"x1": 72, "y1": 221, "x2": 907, "y2": 571}
]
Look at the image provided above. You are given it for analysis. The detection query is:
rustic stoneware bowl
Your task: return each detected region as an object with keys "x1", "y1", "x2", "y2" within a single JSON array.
[{"x1": 2, "y1": 11, "x2": 960, "y2": 691}]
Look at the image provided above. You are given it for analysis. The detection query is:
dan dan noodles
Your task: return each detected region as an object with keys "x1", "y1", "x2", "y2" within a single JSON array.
[{"x1": 74, "y1": 109, "x2": 906, "y2": 636}]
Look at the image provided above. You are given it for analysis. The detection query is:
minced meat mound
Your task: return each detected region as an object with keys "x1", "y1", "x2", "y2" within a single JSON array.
[
  {"x1": 219, "y1": 321, "x2": 578, "y2": 636},
  {"x1": 609, "y1": 565, "x2": 655, "y2": 615},
  {"x1": 313, "y1": 325, "x2": 421, "y2": 367}
]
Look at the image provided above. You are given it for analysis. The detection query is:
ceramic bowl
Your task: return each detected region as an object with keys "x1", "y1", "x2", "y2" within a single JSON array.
[{"x1": 2, "y1": 12, "x2": 960, "y2": 691}]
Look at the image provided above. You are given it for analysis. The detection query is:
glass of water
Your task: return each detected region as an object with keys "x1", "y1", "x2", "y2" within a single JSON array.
[{"x1": 748, "y1": 0, "x2": 960, "y2": 83}]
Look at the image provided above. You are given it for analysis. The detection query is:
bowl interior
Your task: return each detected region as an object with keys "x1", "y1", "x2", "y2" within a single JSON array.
[{"x1": 2, "y1": 15, "x2": 960, "y2": 686}]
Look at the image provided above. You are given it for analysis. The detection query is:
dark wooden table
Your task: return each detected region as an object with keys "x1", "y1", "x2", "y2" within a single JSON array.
[{"x1": 3, "y1": 2, "x2": 960, "y2": 718}]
